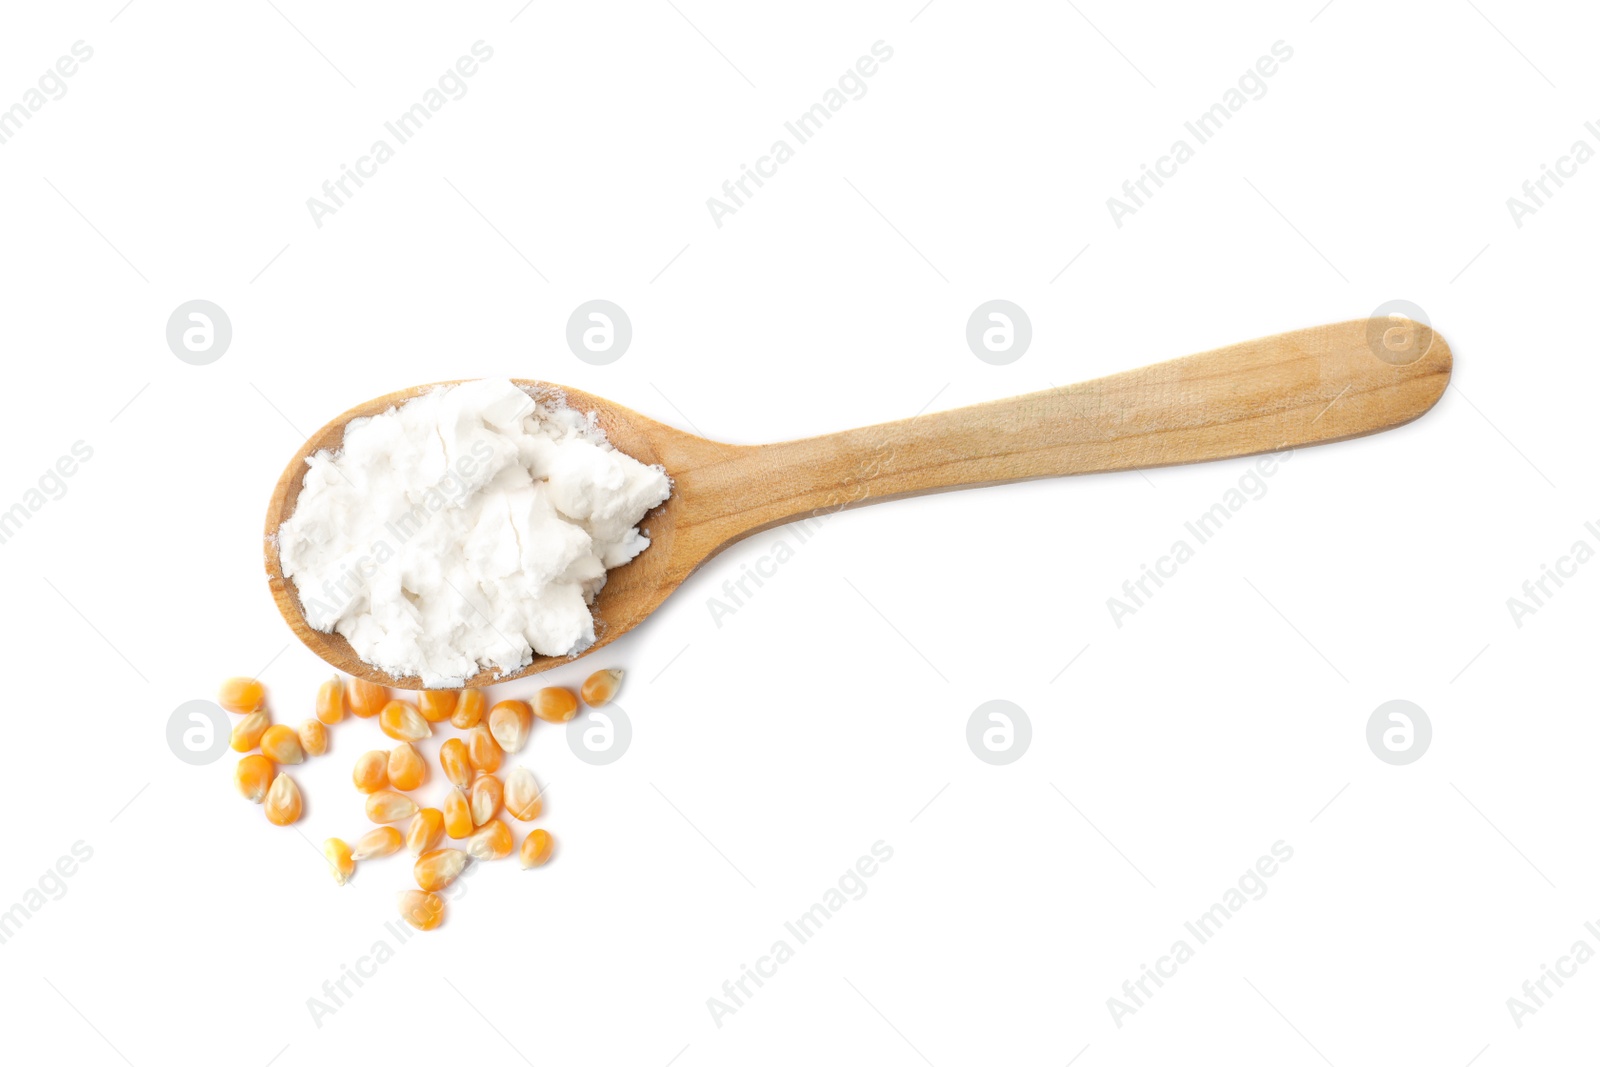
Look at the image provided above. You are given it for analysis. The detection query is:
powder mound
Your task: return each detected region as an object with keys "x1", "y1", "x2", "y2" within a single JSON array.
[{"x1": 277, "y1": 378, "x2": 671, "y2": 686}]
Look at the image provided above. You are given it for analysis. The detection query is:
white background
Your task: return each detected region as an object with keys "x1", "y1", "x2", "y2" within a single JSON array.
[{"x1": 0, "y1": 1, "x2": 1594, "y2": 1064}]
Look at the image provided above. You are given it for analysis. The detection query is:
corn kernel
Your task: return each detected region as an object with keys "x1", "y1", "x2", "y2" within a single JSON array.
[
  {"x1": 388, "y1": 743, "x2": 426, "y2": 791},
  {"x1": 351, "y1": 825, "x2": 404, "y2": 860},
  {"x1": 379, "y1": 700, "x2": 430, "y2": 742},
  {"x1": 352, "y1": 750, "x2": 389, "y2": 793},
  {"x1": 451, "y1": 688, "x2": 487, "y2": 729},
  {"x1": 419, "y1": 689, "x2": 458, "y2": 723},
  {"x1": 519, "y1": 828, "x2": 554, "y2": 869},
  {"x1": 465, "y1": 818, "x2": 513, "y2": 861},
  {"x1": 397, "y1": 889, "x2": 444, "y2": 931},
  {"x1": 315, "y1": 676, "x2": 347, "y2": 724},
  {"x1": 366, "y1": 789, "x2": 419, "y2": 823},
  {"x1": 533, "y1": 687, "x2": 579, "y2": 724},
  {"x1": 443, "y1": 788, "x2": 473, "y2": 839},
  {"x1": 470, "y1": 774, "x2": 503, "y2": 827},
  {"x1": 230, "y1": 709, "x2": 270, "y2": 753},
  {"x1": 234, "y1": 754, "x2": 276, "y2": 803},
  {"x1": 502, "y1": 766, "x2": 544, "y2": 821},
  {"x1": 297, "y1": 718, "x2": 328, "y2": 758},
  {"x1": 324, "y1": 838, "x2": 355, "y2": 885},
  {"x1": 581, "y1": 669, "x2": 623, "y2": 708},
  {"x1": 407, "y1": 808, "x2": 445, "y2": 855},
  {"x1": 466, "y1": 723, "x2": 503, "y2": 774},
  {"x1": 260, "y1": 723, "x2": 305, "y2": 765},
  {"x1": 488, "y1": 700, "x2": 533, "y2": 753},
  {"x1": 219, "y1": 677, "x2": 265, "y2": 714},
  {"x1": 439, "y1": 737, "x2": 473, "y2": 791},
  {"x1": 348, "y1": 678, "x2": 387, "y2": 719},
  {"x1": 414, "y1": 848, "x2": 469, "y2": 892},
  {"x1": 264, "y1": 774, "x2": 302, "y2": 826}
]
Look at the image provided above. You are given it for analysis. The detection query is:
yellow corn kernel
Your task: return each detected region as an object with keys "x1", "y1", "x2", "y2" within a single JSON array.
[
  {"x1": 315, "y1": 676, "x2": 347, "y2": 724},
  {"x1": 466, "y1": 723, "x2": 502, "y2": 774},
  {"x1": 324, "y1": 838, "x2": 355, "y2": 885},
  {"x1": 260, "y1": 723, "x2": 306, "y2": 765},
  {"x1": 443, "y1": 788, "x2": 473, "y2": 839},
  {"x1": 264, "y1": 774, "x2": 302, "y2": 826},
  {"x1": 533, "y1": 687, "x2": 579, "y2": 724},
  {"x1": 488, "y1": 700, "x2": 533, "y2": 753},
  {"x1": 234, "y1": 754, "x2": 276, "y2": 803},
  {"x1": 439, "y1": 737, "x2": 473, "y2": 791},
  {"x1": 519, "y1": 828, "x2": 554, "y2": 869},
  {"x1": 397, "y1": 890, "x2": 444, "y2": 931},
  {"x1": 418, "y1": 689, "x2": 458, "y2": 723},
  {"x1": 470, "y1": 774, "x2": 503, "y2": 827},
  {"x1": 407, "y1": 808, "x2": 445, "y2": 855},
  {"x1": 348, "y1": 678, "x2": 387, "y2": 719},
  {"x1": 414, "y1": 848, "x2": 469, "y2": 892},
  {"x1": 219, "y1": 677, "x2": 265, "y2": 714},
  {"x1": 365, "y1": 789, "x2": 419, "y2": 823},
  {"x1": 379, "y1": 700, "x2": 430, "y2": 743},
  {"x1": 465, "y1": 818, "x2": 514, "y2": 861},
  {"x1": 297, "y1": 719, "x2": 328, "y2": 758},
  {"x1": 388, "y1": 743, "x2": 426, "y2": 791},
  {"x1": 581, "y1": 669, "x2": 623, "y2": 708},
  {"x1": 352, "y1": 750, "x2": 389, "y2": 793},
  {"x1": 451, "y1": 688, "x2": 487, "y2": 730},
  {"x1": 351, "y1": 825, "x2": 404, "y2": 860},
  {"x1": 502, "y1": 766, "x2": 544, "y2": 821},
  {"x1": 230, "y1": 709, "x2": 270, "y2": 753}
]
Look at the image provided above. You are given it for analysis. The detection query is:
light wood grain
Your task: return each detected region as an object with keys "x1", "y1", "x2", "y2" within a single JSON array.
[{"x1": 265, "y1": 317, "x2": 1450, "y2": 688}]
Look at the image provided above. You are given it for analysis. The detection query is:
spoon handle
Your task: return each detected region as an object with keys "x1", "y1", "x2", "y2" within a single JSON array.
[{"x1": 677, "y1": 318, "x2": 1450, "y2": 549}]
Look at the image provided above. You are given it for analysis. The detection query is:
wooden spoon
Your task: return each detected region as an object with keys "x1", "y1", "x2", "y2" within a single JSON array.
[{"x1": 265, "y1": 316, "x2": 1450, "y2": 689}]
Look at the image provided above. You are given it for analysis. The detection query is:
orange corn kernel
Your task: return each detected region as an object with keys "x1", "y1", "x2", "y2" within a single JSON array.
[
  {"x1": 533, "y1": 687, "x2": 579, "y2": 724},
  {"x1": 351, "y1": 826, "x2": 404, "y2": 860},
  {"x1": 465, "y1": 818, "x2": 514, "y2": 861},
  {"x1": 397, "y1": 890, "x2": 444, "y2": 931},
  {"x1": 488, "y1": 700, "x2": 533, "y2": 754},
  {"x1": 407, "y1": 808, "x2": 445, "y2": 855},
  {"x1": 264, "y1": 774, "x2": 302, "y2": 826},
  {"x1": 580, "y1": 669, "x2": 623, "y2": 708},
  {"x1": 503, "y1": 766, "x2": 544, "y2": 821},
  {"x1": 324, "y1": 838, "x2": 355, "y2": 885},
  {"x1": 519, "y1": 828, "x2": 554, "y2": 869},
  {"x1": 466, "y1": 724, "x2": 502, "y2": 774},
  {"x1": 450, "y1": 688, "x2": 487, "y2": 730},
  {"x1": 470, "y1": 774, "x2": 503, "y2": 827},
  {"x1": 414, "y1": 848, "x2": 469, "y2": 892},
  {"x1": 418, "y1": 689, "x2": 458, "y2": 723},
  {"x1": 260, "y1": 723, "x2": 305, "y2": 765},
  {"x1": 297, "y1": 719, "x2": 328, "y2": 758},
  {"x1": 379, "y1": 700, "x2": 430, "y2": 743},
  {"x1": 388, "y1": 743, "x2": 426, "y2": 791},
  {"x1": 219, "y1": 677, "x2": 265, "y2": 714},
  {"x1": 439, "y1": 738, "x2": 473, "y2": 791},
  {"x1": 230, "y1": 709, "x2": 271, "y2": 753},
  {"x1": 352, "y1": 750, "x2": 389, "y2": 793},
  {"x1": 365, "y1": 790, "x2": 419, "y2": 823},
  {"x1": 315, "y1": 677, "x2": 347, "y2": 724},
  {"x1": 348, "y1": 678, "x2": 387, "y2": 719},
  {"x1": 234, "y1": 754, "x2": 276, "y2": 803},
  {"x1": 443, "y1": 788, "x2": 473, "y2": 839}
]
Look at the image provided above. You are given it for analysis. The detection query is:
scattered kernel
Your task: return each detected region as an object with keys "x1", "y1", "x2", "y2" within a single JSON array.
[
  {"x1": 488, "y1": 700, "x2": 533, "y2": 753},
  {"x1": 466, "y1": 723, "x2": 503, "y2": 774},
  {"x1": 533, "y1": 687, "x2": 579, "y2": 724},
  {"x1": 260, "y1": 723, "x2": 306, "y2": 765},
  {"x1": 315, "y1": 676, "x2": 347, "y2": 724},
  {"x1": 233, "y1": 754, "x2": 276, "y2": 803},
  {"x1": 388, "y1": 743, "x2": 426, "y2": 791},
  {"x1": 219, "y1": 677, "x2": 265, "y2": 715},
  {"x1": 348, "y1": 678, "x2": 387, "y2": 719},
  {"x1": 414, "y1": 848, "x2": 469, "y2": 892},
  {"x1": 297, "y1": 718, "x2": 328, "y2": 758},
  {"x1": 439, "y1": 737, "x2": 473, "y2": 791},
  {"x1": 397, "y1": 889, "x2": 445, "y2": 931},
  {"x1": 351, "y1": 826, "x2": 404, "y2": 860},
  {"x1": 324, "y1": 838, "x2": 355, "y2": 885},
  {"x1": 352, "y1": 750, "x2": 389, "y2": 793},
  {"x1": 230, "y1": 709, "x2": 271, "y2": 753},
  {"x1": 503, "y1": 766, "x2": 544, "y2": 822},
  {"x1": 379, "y1": 700, "x2": 430, "y2": 743},
  {"x1": 581, "y1": 669, "x2": 623, "y2": 708},
  {"x1": 407, "y1": 808, "x2": 445, "y2": 855},
  {"x1": 264, "y1": 774, "x2": 302, "y2": 826},
  {"x1": 443, "y1": 788, "x2": 473, "y2": 839},
  {"x1": 465, "y1": 818, "x2": 514, "y2": 861},
  {"x1": 418, "y1": 689, "x2": 458, "y2": 723},
  {"x1": 451, "y1": 688, "x2": 487, "y2": 729},
  {"x1": 519, "y1": 828, "x2": 554, "y2": 869},
  {"x1": 365, "y1": 790, "x2": 419, "y2": 823},
  {"x1": 470, "y1": 774, "x2": 503, "y2": 827}
]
